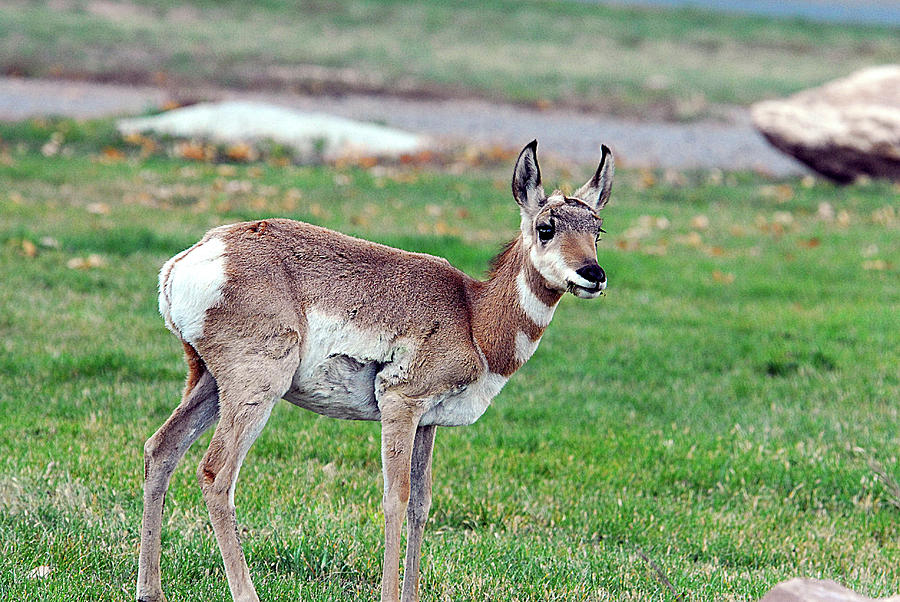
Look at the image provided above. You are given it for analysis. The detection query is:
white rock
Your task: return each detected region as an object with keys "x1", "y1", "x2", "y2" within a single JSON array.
[
  {"x1": 117, "y1": 101, "x2": 425, "y2": 160},
  {"x1": 751, "y1": 65, "x2": 900, "y2": 183}
]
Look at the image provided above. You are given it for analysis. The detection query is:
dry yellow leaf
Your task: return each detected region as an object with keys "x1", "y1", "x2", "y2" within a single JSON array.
[
  {"x1": 691, "y1": 215, "x2": 710, "y2": 230},
  {"x1": 21, "y1": 239, "x2": 37, "y2": 257},
  {"x1": 862, "y1": 260, "x2": 888, "y2": 271},
  {"x1": 712, "y1": 270, "x2": 735, "y2": 284}
]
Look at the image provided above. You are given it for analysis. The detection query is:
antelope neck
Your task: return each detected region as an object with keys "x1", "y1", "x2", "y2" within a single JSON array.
[{"x1": 470, "y1": 237, "x2": 563, "y2": 377}]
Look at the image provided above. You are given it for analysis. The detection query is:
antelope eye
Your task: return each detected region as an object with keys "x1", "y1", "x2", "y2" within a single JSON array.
[{"x1": 537, "y1": 223, "x2": 555, "y2": 242}]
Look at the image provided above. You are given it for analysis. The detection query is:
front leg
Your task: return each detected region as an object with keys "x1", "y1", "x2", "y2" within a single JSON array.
[
  {"x1": 401, "y1": 424, "x2": 436, "y2": 602},
  {"x1": 379, "y1": 397, "x2": 424, "y2": 602}
]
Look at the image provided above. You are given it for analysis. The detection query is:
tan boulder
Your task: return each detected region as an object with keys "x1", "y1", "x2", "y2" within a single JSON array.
[
  {"x1": 760, "y1": 578, "x2": 900, "y2": 602},
  {"x1": 751, "y1": 65, "x2": 900, "y2": 183}
]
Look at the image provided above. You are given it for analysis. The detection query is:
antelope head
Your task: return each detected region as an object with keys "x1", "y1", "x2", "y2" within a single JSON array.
[{"x1": 512, "y1": 140, "x2": 614, "y2": 299}]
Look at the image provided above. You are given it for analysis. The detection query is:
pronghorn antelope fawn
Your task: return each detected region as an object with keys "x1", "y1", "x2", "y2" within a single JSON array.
[{"x1": 138, "y1": 140, "x2": 614, "y2": 602}]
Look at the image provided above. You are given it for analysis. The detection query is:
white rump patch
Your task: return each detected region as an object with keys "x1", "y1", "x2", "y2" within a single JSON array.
[
  {"x1": 158, "y1": 237, "x2": 227, "y2": 345},
  {"x1": 516, "y1": 270, "x2": 556, "y2": 328},
  {"x1": 514, "y1": 330, "x2": 541, "y2": 364}
]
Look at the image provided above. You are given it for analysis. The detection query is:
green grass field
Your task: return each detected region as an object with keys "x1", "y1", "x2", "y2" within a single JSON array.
[
  {"x1": 0, "y1": 120, "x2": 898, "y2": 600},
  {"x1": 2, "y1": 0, "x2": 898, "y2": 119}
]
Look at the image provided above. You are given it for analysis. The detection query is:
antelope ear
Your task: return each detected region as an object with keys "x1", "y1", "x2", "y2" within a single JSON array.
[
  {"x1": 511, "y1": 139, "x2": 545, "y2": 214},
  {"x1": 574, "y1": 144, "x2": 614, "y2": 211}
]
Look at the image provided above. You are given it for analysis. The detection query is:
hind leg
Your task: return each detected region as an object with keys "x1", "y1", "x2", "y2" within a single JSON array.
[
  {"x1": 137, "y1": 367, "x2": 219, "y2": 602},
  {"x1": 197, "y1": 340, "x2": 299, "y2": 602}
]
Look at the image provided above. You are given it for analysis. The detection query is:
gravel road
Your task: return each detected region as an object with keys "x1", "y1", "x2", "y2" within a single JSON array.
[{"x1": 0, "y1": 76, "x2": 806, "y2": 175}]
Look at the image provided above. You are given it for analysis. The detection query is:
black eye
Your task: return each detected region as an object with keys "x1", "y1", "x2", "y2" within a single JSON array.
[{"x1": 537, "y1": 223, "x2": 554, "y2": 242}]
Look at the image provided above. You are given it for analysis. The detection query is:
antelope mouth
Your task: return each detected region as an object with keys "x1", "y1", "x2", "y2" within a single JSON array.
[{"x1": 568, "y1": 280, "x2": 606, "y2": 299}]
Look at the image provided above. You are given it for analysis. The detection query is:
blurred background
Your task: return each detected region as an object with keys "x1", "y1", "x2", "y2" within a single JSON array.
[{"x1": 1, "y1": 0, "x2": 899, "y2": 173}]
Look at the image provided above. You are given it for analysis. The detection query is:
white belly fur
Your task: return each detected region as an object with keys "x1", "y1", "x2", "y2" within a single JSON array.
[
  {"x1": 284, "y1": 308, "x2": 507, "y2": 427},
  {"x1": 285, "y1": 309, "x2": 392, "y2": 420}
]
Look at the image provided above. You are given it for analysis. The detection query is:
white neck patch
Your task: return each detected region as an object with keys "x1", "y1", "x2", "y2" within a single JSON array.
[
  {"x1": 514, "y1": 330, "x2": 541, "y2": 364},
  {"x1": 516, "y1": 270, "x2": 556, "y2": 328}
]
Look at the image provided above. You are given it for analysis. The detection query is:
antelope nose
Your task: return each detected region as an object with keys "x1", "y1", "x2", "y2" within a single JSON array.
[{"x1": 576, "y1": 264, "x2": 606, "y2": 286}]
